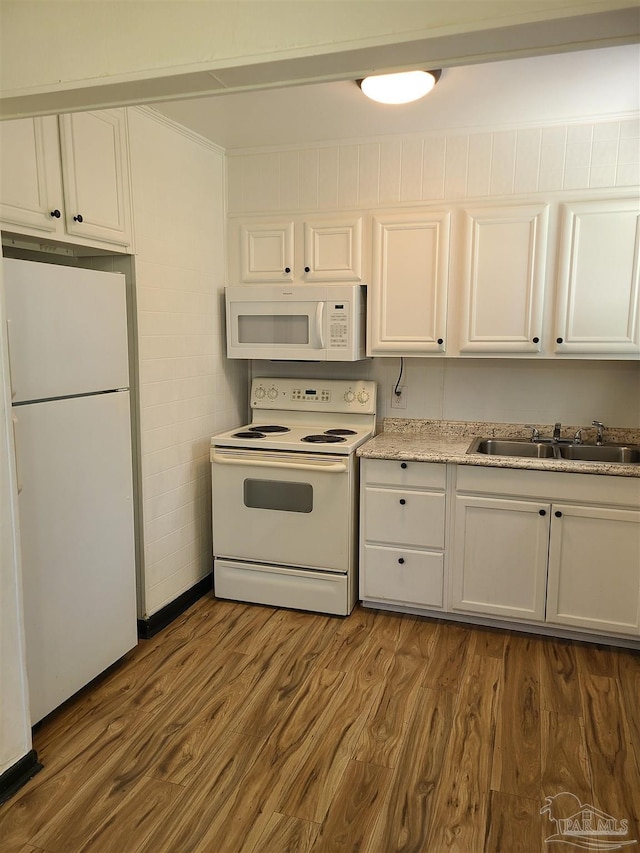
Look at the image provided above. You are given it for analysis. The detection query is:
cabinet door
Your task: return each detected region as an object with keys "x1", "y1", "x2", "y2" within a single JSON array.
[
  {"x1": 459, "y1": 204, "x2": 548, "y2": 353},
  {"x1": 303, "y1": 216, "x2": 363, "y2": 282},
  {"x1": 546, "y1": 504, "x2": 640, "y2": 635},
  {"x1": 451, "y1": 495, "x2": 549, "y2": 621},
  {"x1": 0, "y1": 116, "x2": 64, "y2": 235},
  {"x1": 554, "y1": 198, "x2": 640, "y2": 355},
  {"x1": 239, "y1": 221, "x2": 295, "y2": 282},
  {"x1": 369, "y1": 210, "x2": 450, "y2": 355},
  {"x1": 58, "y1": 109, "x2": 132, "y2": 247}
]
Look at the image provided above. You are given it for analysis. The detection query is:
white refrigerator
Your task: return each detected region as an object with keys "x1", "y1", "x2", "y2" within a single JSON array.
[{"x1": 3, "y1": 257, "x2": 137, "y2": 725}]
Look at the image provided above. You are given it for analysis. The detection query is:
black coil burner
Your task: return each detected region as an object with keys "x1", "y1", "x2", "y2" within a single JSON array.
[
  {"x1": 301, "y1": 434, "x2": 346, "y2": 444},
  {"x1": 324, "y1": 429, "x2": 357, "y2": 436},
  {"x1": 249, "y1": 425, "x2": 290, "y2": 433},
  {"x1": 232, "y1": 430, "x2": 266, "y2": 439}
]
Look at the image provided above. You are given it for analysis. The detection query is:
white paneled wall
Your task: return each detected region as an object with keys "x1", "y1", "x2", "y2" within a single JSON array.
[
  {"x1": 128, "y1": 108, "x2": 248, "y2": 617},
  {"x1": 227, "y1": 117, "x2": 640, "y2": 214}
]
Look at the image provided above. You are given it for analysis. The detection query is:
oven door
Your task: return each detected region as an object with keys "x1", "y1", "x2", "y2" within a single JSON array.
[{"x1": 211, "y1": 448, "x2": 353, "y2": 572}]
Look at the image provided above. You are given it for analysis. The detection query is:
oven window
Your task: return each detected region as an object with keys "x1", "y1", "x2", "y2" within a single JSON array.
[
  {"x1": 238, "y1": 314, "x2": 310, "y2": 345},
  {"x1": 244, "y1": 479, "x2": 313, "y2": 513}
]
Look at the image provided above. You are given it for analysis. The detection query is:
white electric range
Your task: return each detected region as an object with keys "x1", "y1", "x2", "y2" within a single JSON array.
[{"x1": 210, "y1": 377, "x2": 377, "y2": 615}]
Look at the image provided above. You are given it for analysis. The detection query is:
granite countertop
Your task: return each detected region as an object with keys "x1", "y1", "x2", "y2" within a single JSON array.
[{"x1": 357, "y1": 419, "x2": 640, "y2": 478}]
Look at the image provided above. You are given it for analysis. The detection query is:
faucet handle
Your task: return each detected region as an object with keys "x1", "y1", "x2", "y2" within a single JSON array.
[
  {"x1": 592, "y1": 420, "x2": 606, "y2": 445},
  {"x1": 524, "y1": 424, "x2": 540, "y2": 442},
  {"x1": 573, "y1": 428, "x2": 583, "y2": 445}
]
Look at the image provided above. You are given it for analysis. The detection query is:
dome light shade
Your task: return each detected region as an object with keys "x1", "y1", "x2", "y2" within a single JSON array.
[{"x1": 358, "y1": 69, "x2": 441, "y2": 104}]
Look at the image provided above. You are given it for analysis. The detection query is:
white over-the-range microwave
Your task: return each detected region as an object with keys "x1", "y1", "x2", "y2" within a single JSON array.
[{"x1": 225, "y1": 284, "x2": 367, "y2": 361}]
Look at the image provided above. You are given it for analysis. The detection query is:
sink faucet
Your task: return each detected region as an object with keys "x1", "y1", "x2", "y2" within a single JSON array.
[
  {"x1": 553, "y1": 422, "x2": 562, "y2": 441},
  {"x1": 592, "y1": 420, "x2": 606, "y2": 446}
]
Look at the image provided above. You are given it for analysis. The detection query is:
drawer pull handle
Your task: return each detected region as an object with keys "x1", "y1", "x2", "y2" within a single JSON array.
[
  {"x1": 539, "y1": 509, "x2": 546, "y2": 516},
  {"x1": 555, "y1": 510, "x2": 563, "y2": 518},
  {"x1": 399, "y1": 498, "x2": 406, "y2": 505},
  {"x1": 400, "y1": 462, "x2": 407, "y2": 469},
  {"x1": 398, "y1": 557, "x2": 405, "y2": 564}
]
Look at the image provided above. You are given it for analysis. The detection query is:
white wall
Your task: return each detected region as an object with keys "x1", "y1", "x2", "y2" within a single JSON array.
[
  {"x1": 227, "y1": 115, "x2": 640, "y2": 213},
  {"x1": 0, "y1": 258, "x2": 32, "y2": 776},
  {"x1": 127, "y1": 108, "x2": 247, "y2": 617},
  {"x1": 253, "y1": 358, "x2": 640, "y2": 428}
]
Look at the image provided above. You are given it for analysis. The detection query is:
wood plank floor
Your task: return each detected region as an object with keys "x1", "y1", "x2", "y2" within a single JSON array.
[{"x1": 2, "y1": 596, "x2": 639, "y2": 853}]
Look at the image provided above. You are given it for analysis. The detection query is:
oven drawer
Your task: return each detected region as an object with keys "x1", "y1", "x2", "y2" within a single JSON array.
[
  {"x1": 214, "y1": 559, "x2": 354, "y2": 616},
  {"x1": 363, "y1": 486, "x2": 445, "y2": 549},
  {"x1": 360, "y1": 545, "x2": 444, "y2": 608}
]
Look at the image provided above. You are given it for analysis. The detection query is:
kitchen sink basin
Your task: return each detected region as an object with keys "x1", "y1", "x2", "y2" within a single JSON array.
[
  {"x1": 556, "y1": 444, "x2": 640, "y2": 463},
  {"x1": 467, "y1": 438, "x2": 556, "y2": 458},
  {"x1": 467, "y1": 437, "x2": 640, "y2": 464}
]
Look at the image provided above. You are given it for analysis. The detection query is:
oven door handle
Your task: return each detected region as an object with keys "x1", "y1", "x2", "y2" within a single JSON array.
[{"x1": 211, "y1": 450, "x2": 347, "y2": 473}]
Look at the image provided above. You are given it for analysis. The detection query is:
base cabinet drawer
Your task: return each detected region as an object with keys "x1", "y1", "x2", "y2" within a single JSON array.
[
  {"x1": 363, "y1": 486, "x2": 445, "y2": 549},
  {"x1": 363, "y1": 458, "x2": 446, "y2": 489},
  {"x1": 361, "y1": 545, "x2": 444, "y2": 608}
]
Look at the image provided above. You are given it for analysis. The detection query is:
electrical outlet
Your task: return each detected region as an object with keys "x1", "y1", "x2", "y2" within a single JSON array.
[{"x1": 391, "y1": 386, "x2": 407, "y2": 409}]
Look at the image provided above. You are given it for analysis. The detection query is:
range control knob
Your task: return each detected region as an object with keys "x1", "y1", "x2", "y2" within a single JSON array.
[
  {"x1": 267, "y1": 386, "x2": 278, "y2": 400},
  {"x1": 344, "y1": 390, "x2": 356, "y2": 403},
  {"x1": 357, "y1": 389, "x2": 370, "y2": 404},
  {"x1": 254, "y1": 386, "x2": 266, "y2": 400}
]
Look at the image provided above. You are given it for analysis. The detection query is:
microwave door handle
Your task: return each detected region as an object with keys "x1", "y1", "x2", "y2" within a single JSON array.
[{"x1": 312, "y1": 301, "x2": 325, "y2": 349}]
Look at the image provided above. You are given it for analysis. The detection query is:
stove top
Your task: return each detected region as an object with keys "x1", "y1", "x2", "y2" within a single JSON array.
[{"x1": 211, "y1": 377, "x2": 377, "y2": 455}]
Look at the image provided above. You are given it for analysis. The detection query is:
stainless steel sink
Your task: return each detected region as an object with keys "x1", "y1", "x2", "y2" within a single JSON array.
[
  {"x1": 467, "y1": 436, "x2": 640, "y2": 464},
  {"x1": 467, "y1": 438, "x2": 556, "y2": 458},
  {"x1": 557, "y1": 444, "x2": 640, "y2": 463}
]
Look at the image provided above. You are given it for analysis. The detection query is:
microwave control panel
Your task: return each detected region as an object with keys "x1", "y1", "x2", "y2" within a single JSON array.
[{"x1": 329, "y1": 301, "x2": 350, "y2": 349}]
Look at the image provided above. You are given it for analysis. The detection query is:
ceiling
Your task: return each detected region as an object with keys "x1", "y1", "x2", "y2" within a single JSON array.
[{"x1": 154, "y1": 44, "x2": 640, "y2": 150}]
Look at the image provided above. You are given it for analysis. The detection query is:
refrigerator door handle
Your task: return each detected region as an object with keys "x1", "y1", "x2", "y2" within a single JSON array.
[
  {"x1": 6, "y1": 319, "x2": 16, "y2": 400},
  {"x1": 12, "y1": 415, "x2": 22, "y2": 494}
]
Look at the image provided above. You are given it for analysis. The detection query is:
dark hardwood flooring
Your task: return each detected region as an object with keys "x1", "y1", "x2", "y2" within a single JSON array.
[{"x1": 1, "y1": 595, "x2": 639, "y2": 852}]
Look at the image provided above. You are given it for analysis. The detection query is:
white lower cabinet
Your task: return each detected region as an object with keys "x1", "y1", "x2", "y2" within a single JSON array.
[
  {"x1": 360, "y1": 459, "x2": 446, "y2": 608},
  {"x1": 451, "y1": 467, "x2": 640, "y2": 638},
  {"x1": 546, "y1": 503, "x2": 640, "y2": 634},
  {"x1": 451, "y1": 495, "x2": 549, "y2": 621},
  {"x1": 360, "y1": 459, "x2": 640, "y2": 642}
]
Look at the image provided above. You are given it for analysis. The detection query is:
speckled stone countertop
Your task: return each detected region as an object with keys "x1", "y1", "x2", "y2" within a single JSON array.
[{"x1": 357, "y1": 419, "x2": 640, "y2": 478}]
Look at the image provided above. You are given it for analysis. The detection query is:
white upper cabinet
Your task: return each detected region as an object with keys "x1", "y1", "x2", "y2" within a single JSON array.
[
  {"x1": 554, "y1": 197, "x2": 640, "y2": 356},
  {"x1": 0, "y1": 116, "x2": 64, "y2": 235},
  {"x1": 239, "y1": 221, "x2": 295, "y2": 282},
  {"x1": 233, "y1": 214, "x2": 364, "y2": 284},
  {"x1": 0, "y1": 110, "x2": 132, "y2": 251},
  {"x1": 58, "y1": 111, "x2": 132, "y2": 247},
  {"x1": 457, "y1": 204, "x2": 549, "y2": 354},
  {"x1": 368, "y1": 209, "x2": 450, "y2": 355}
]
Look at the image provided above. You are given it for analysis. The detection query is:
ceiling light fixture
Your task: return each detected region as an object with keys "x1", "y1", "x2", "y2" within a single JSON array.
[{"x1": 357, "y1": 69, "x2": 441, "y2": 105}]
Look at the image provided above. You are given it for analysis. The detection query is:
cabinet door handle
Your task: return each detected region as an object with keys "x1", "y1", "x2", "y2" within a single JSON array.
[
  {"x1": 284, "y1": 266, "x2": 291, "y2": 274},
  {"x1": 556, "y1": 337, "x2": 564, "y2": 344},
  {"x1": 400, "y1": 462, "x2": 407, "y2": 469},
  {"x1": 539, "y1": 509, "x2": 546, "y2": 516},
  {"x1": 304, "y1": 266, "x2": 310, "y2": 273},
  {"x1": 399, "y1": 498, "x2": 406, "y2": 505},
  {"x1": 50, "y1": 209, "x2": 61, "y2": 218},
  {"x1": 532, "y1": 336, "x2": 540, "y2": 344},
  {"x1": 437, "y1": 338, "x2": 444, "y2": 345},
  {"x1": 555, "y1": 510, "x2": 563, "y2": 518},
  {"x1": 398, "y1": 557, "x2": 405, "y2": 564},
  {"x1": 73, "y1": 214, "x2": 84, "y2": 223}
]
